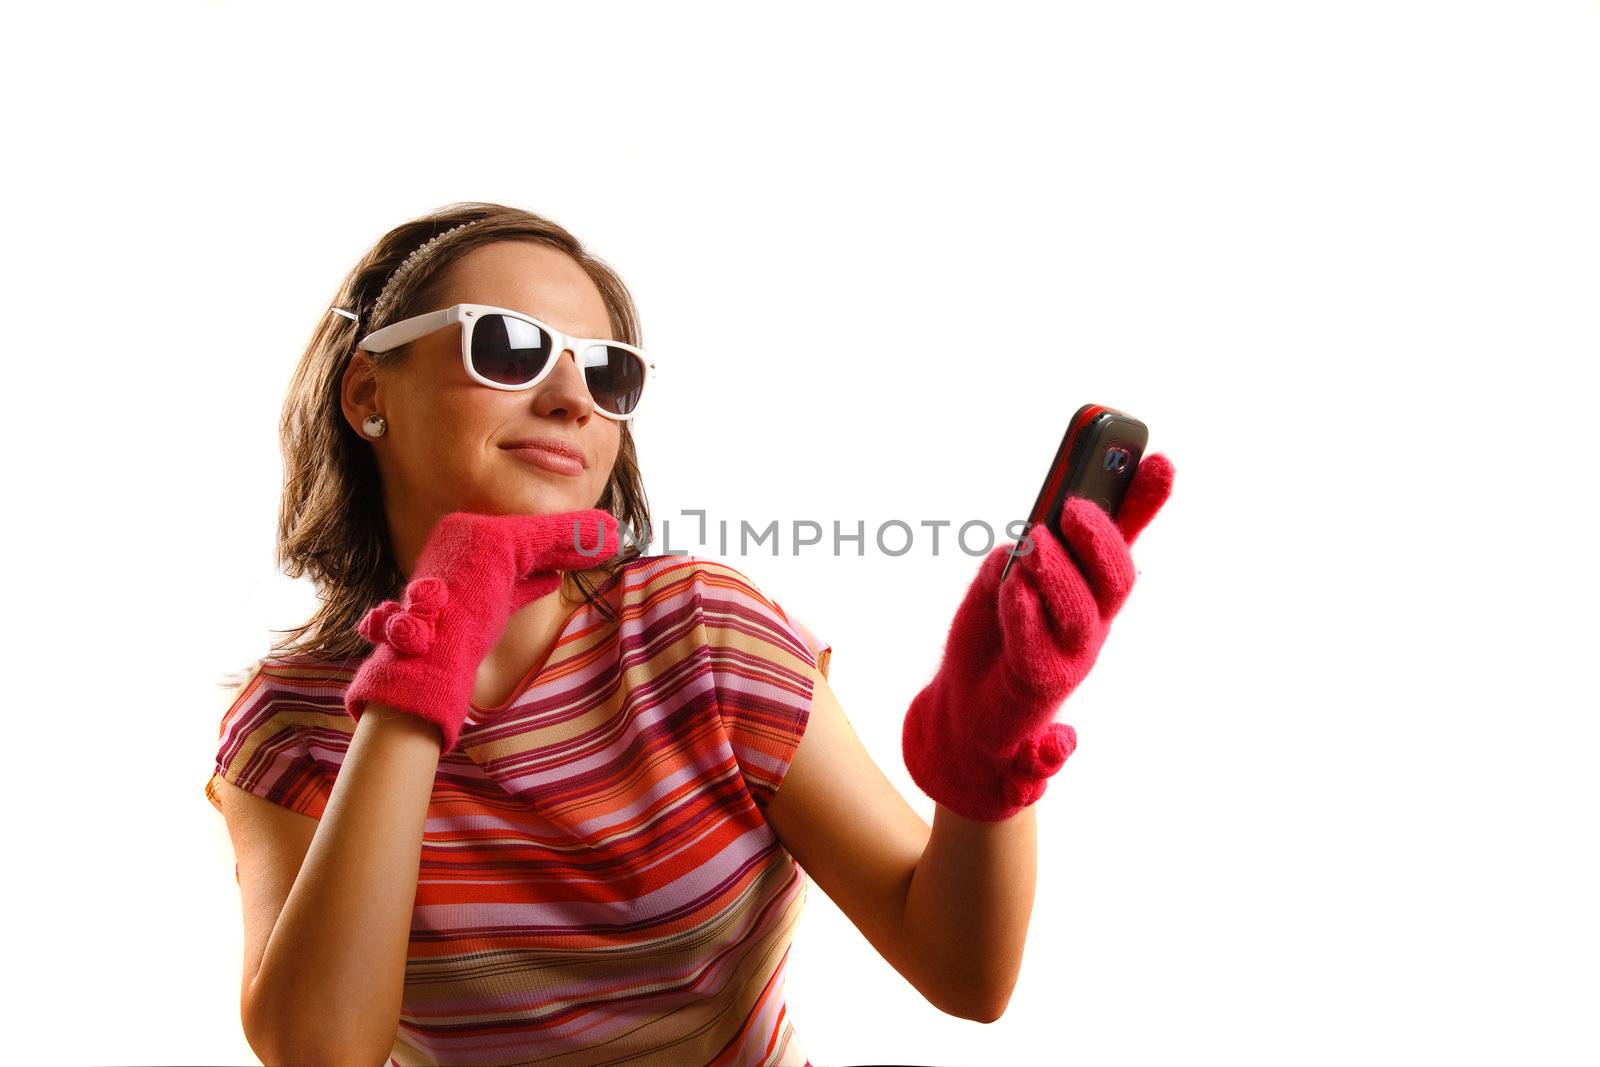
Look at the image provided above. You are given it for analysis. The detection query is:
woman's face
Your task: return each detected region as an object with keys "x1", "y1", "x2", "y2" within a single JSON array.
[{"x1": 342, "y1": 239, "x2": 623, "y2": 529}]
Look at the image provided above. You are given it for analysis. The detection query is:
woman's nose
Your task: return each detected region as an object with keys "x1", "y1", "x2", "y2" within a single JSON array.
[{"x1": 536, "y1": 349, "x2": 596, "y2": 414}]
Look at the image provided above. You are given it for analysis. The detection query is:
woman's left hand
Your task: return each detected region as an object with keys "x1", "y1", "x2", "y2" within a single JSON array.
[{"x1": 902, "y1": 452, "x2": 1176, "y2": 822}]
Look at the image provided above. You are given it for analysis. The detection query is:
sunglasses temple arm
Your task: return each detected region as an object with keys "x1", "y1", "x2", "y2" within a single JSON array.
[{"x1": 362, "y1": 306, "x2": 459, "y2": 354}]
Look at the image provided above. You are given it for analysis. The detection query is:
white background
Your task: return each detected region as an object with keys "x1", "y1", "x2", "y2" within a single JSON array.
[{"x1": 4, "y1": 1, "x2": 1597, "y2": 1063}]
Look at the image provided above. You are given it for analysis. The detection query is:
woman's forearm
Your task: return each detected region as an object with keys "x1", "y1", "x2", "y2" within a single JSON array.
[
  {"x1": 243, "y1": 707, "x2": 441, "y2": 1066},
  {"x1": 900, "y1": 801, "x2": 1038, "y2": 1022}
]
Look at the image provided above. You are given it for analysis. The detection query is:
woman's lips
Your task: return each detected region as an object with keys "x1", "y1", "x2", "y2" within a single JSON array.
[{"x1": 505, "y1": 445, "x2": 585, "y2": 476}]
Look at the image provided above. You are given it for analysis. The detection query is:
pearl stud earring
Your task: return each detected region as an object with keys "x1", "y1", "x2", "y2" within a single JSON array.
[{"x1": 363, "y1": 413, "x2": 387, "y2": 438}]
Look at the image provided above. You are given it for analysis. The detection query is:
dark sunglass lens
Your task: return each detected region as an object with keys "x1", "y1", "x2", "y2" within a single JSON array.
[
  {"x1": 582, "y1": 346, "x2": 646, "y2": 415},
  {"x1": 472, "y1": 314, "x2": 553, "y2": 385}
]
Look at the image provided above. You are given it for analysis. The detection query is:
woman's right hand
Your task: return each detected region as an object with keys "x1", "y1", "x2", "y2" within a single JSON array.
[{"x1": 345, "y1": 508, "x2": 620, "y2": 754}]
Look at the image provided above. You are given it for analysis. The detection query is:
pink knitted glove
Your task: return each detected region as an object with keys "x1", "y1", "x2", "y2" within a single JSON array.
[
  {"x1": 346, "y1": 509, "x2": 620, "y2": 755},
  {"x1": 902, "y1": 453, "x2": 1176, "y2": 822}
]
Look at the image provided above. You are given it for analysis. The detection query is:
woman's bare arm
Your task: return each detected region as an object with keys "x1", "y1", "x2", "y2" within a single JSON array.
[
  {"x1": 232, "y1": 707, "x2": 442, "y2": 1066},
  {"x1": 764, "y1": 664, "x2": 1035, "y2": 1021}
]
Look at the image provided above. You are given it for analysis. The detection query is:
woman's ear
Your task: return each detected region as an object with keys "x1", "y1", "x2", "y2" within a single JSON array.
[{"x1": 341, "y1": 350, "x2": 382, "y2": 434}]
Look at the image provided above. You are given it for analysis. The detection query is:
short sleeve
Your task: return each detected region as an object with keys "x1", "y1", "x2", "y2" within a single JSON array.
[
  {"x1": 205, "y1": 658, "x2": 342, "y2": 822},
  {"x1": 693, "y1": 561, "x2": 832, "y2": 812}
]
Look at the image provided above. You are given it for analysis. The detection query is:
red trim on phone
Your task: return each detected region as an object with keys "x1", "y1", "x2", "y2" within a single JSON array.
[{"x1": 1026, "y1": 404, "x2": 1104, "y2": 529}]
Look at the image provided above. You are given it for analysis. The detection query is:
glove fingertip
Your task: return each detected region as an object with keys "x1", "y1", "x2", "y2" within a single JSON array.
[
  {"x1": 1039, "y1": 722, "x2": 1077, "y2": 768},
  {"x1": 1057, "y1": 495, "x2": 1117, "y2": 539},
  {"x1": 514, "y1": 572, "x2": 563, "y2": 610},
  {"x1": 1117, "y1": 452, "x2": 1175, "y2": 544}
]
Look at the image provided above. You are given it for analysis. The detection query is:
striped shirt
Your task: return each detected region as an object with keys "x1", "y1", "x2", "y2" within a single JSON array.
[{"x1": 206, "y1": 553, "x2": 830, "y2": 1066}]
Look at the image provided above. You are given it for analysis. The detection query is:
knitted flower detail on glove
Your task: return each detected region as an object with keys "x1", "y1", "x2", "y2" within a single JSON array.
[{"x1": 357, "y1": 576, "x2": 450, "y2": 656}]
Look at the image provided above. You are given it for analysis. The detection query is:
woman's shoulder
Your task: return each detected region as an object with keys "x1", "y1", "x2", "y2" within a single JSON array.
[
  {"x1": 217, "y1": 654, "x2": 360, "y2": 723},
  {"x1": 210, "y1": 655, "x2": 360, "y2": 742},
  {"x1": 209, "y1": 654, "x2": 348, "y2": 820},
  {"x1": 618, "y1": 553, "x2": 828, "y2": 674},
  {"x1": 616, "y1": 552, "x2": 785, "y2": 614},
  {"x1": 251, "y1": 653, "x2": 363, "y2": 689}
]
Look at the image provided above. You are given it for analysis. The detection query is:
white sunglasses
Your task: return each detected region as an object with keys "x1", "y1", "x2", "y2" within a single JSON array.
[{"x1": 359, "y1": 302, "x2": 656, "y2": 421}]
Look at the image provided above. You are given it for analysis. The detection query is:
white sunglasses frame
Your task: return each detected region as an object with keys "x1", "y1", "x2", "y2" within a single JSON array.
[{"x1": 358, "y1": 302, "x2": 656, "y2": 421}]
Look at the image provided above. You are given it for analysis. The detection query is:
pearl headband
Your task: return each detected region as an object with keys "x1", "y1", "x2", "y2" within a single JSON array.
[{"x1": 328, "y1": 218, "x2": 486, "y2": 329}]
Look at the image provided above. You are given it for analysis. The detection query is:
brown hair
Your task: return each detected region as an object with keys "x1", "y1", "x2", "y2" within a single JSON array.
[{"x1": 244, "y1": 201, "x2": 651, "y2": 677}]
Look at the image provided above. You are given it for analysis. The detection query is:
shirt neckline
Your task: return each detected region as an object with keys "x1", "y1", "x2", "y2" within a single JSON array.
[{"x1": 467, "y1": 565, "x2": 631, "y2": 715}]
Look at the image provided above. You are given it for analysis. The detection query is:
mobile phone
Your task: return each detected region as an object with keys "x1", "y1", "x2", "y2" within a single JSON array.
[{"x1": 1000, "y1": 404, "x2": 1149, "y2": 582}]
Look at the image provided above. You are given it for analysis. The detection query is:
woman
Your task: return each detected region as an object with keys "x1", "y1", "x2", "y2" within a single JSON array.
[{"x1": 205, "y1": 201, "x2": 1175, "y2": 1066}]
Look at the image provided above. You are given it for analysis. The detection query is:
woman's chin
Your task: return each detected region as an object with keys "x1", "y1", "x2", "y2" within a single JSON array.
[{"x1": 453, "y1": 486, "x2": 576, "y2": 518}]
